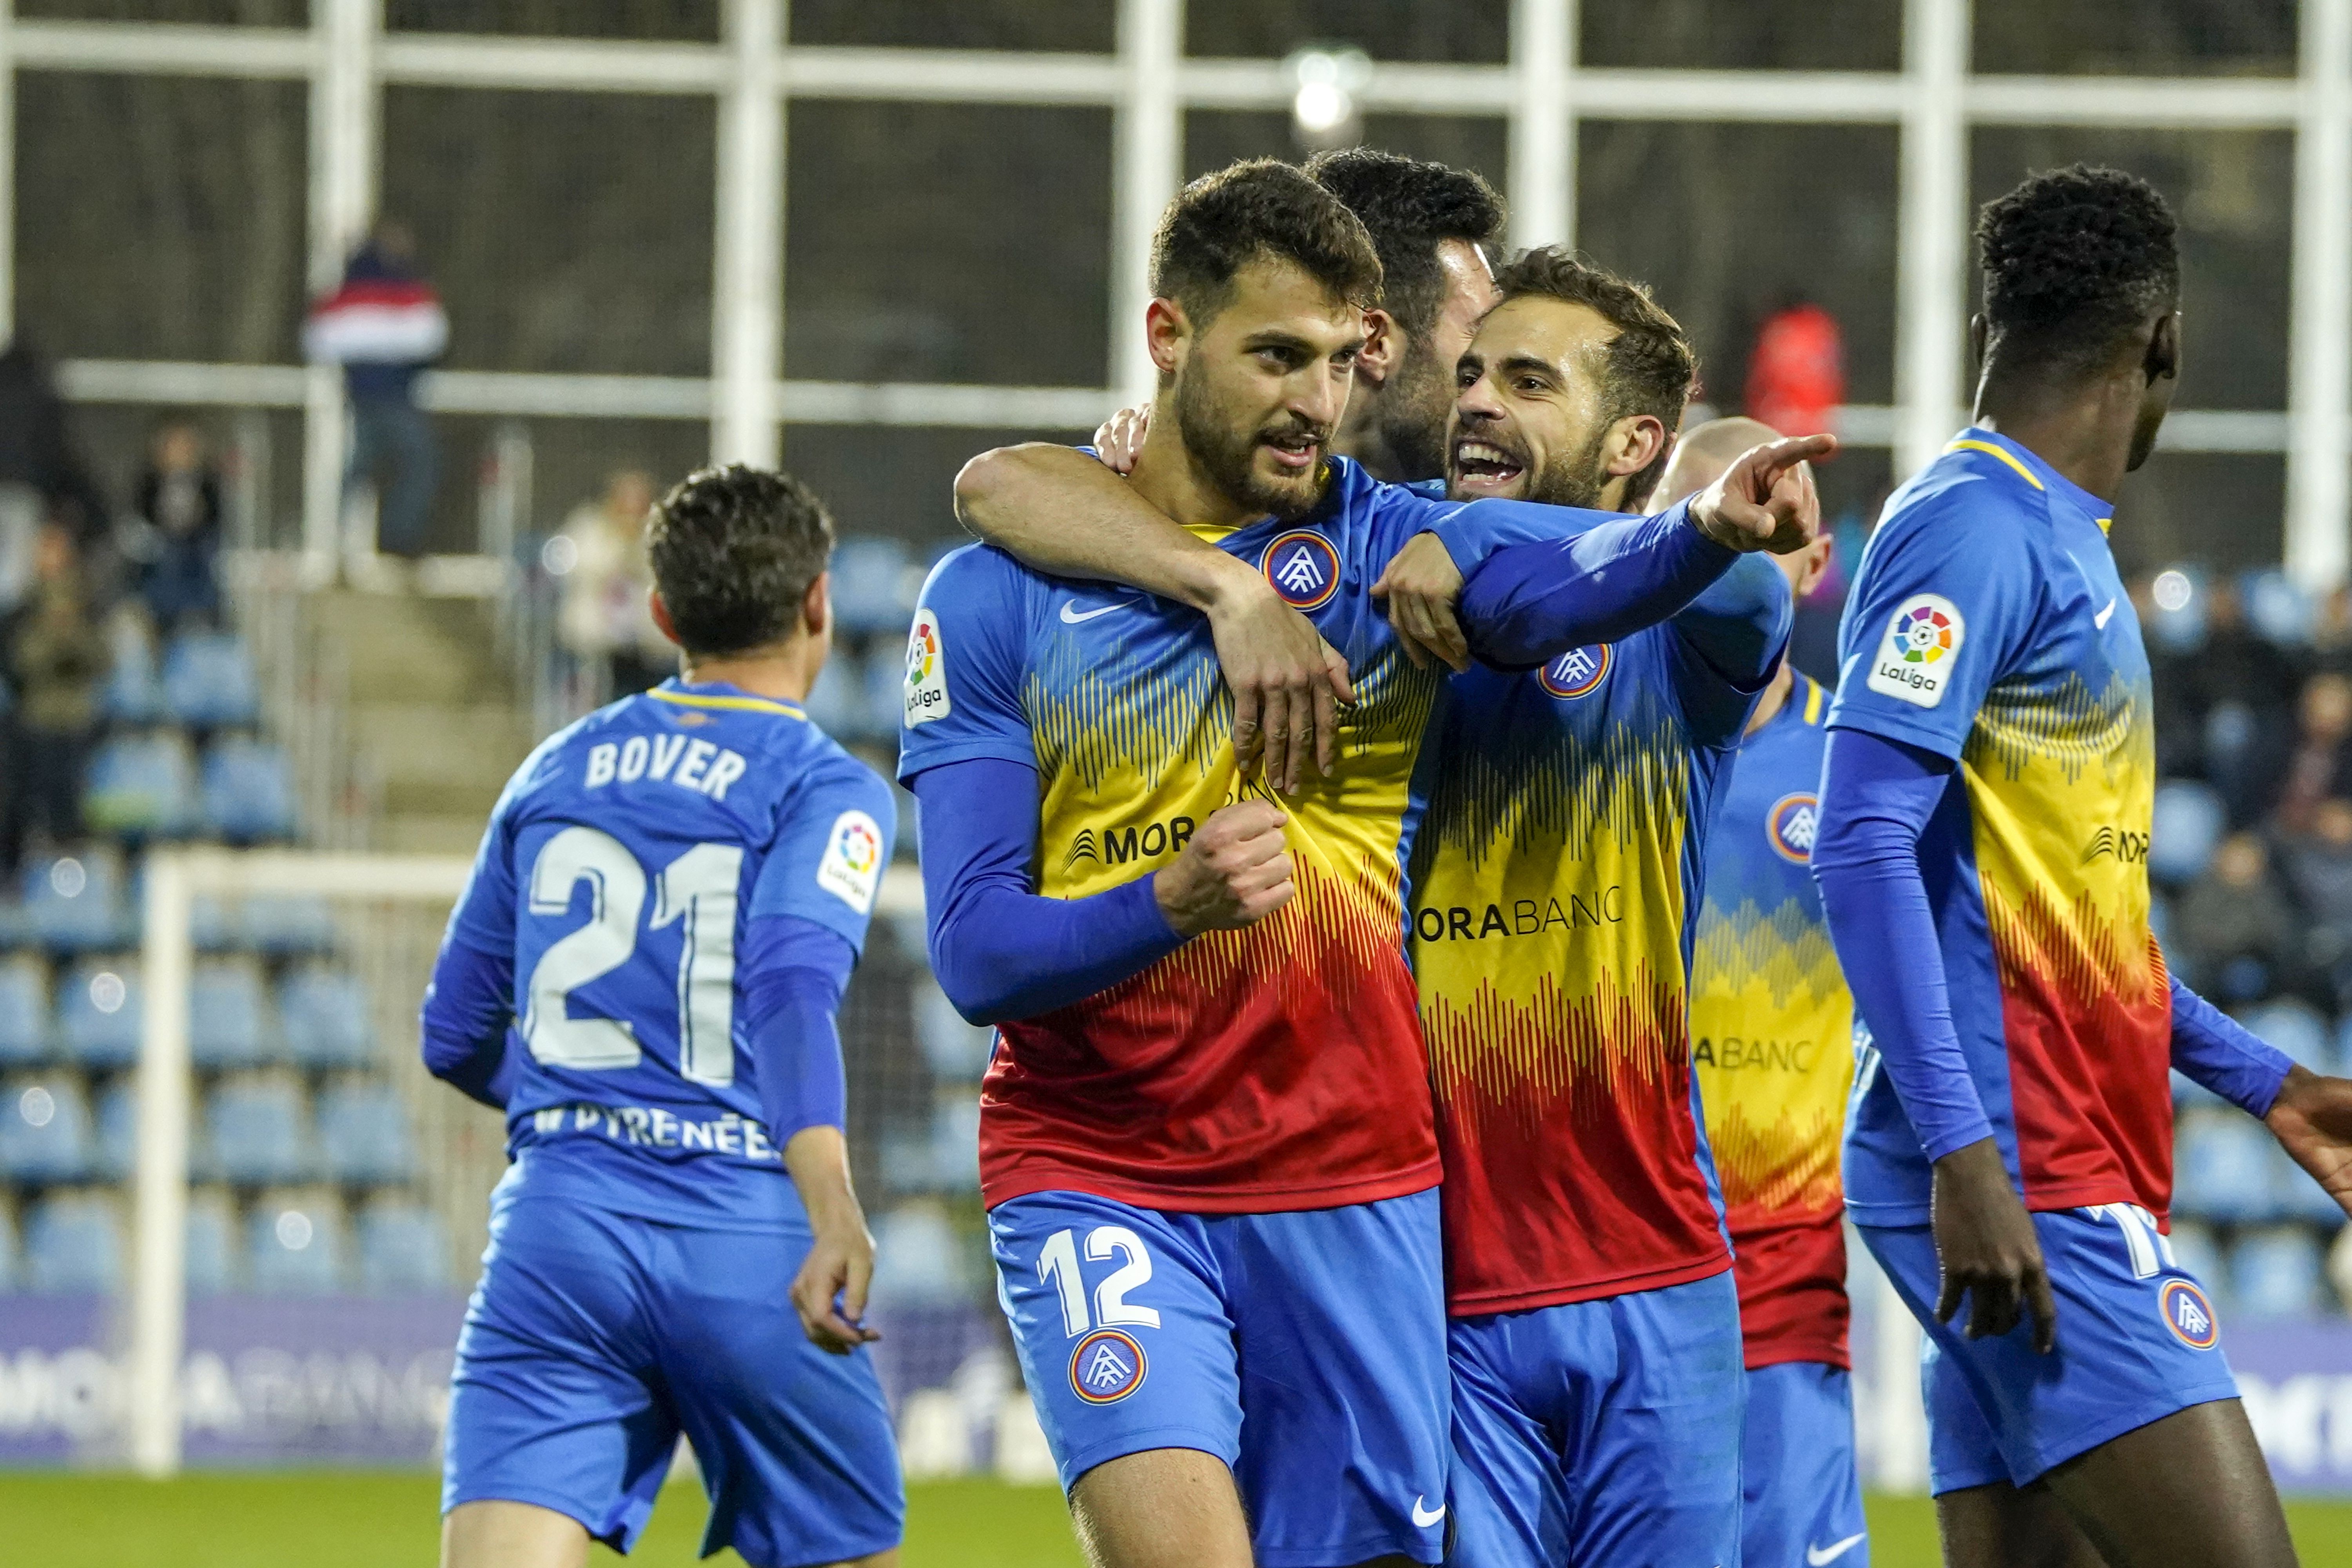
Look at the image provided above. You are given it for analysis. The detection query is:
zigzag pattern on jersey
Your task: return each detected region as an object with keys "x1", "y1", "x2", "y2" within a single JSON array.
[
  {"x1": 1689, "y1": 894, "x2": 1851, "y2": 1220},
  {"x1": 1028, "y1": 636, "x2": 1229, "y2": 793},
  {"x1": 1422, "y1": 696, "x2": 1690, "y2": 871},
  {"x1": 1982, "y1": 881, "x2": 2169, "y2": 1031},
  {"x1": 1423, "y1": 963, "x2": 1685, "y2": 1139},
  {"x1": 1968, "y1": 668, "x2": 2147, "y2": 787}
]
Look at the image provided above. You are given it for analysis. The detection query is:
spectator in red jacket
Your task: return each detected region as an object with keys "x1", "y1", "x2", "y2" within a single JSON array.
[{"x1": 305, "y1": 219, "x2": 447, "y2": 561}]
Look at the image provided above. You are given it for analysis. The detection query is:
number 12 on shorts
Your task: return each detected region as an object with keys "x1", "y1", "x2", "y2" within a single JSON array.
[{"x1": 1038, "y1": 1226, "x2": 1161, "y2": 1336}]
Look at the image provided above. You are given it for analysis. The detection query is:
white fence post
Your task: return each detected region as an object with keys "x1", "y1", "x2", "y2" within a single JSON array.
[
  {"x1": 711, "y1": 0, "x2": 784, "y2": 468},
  {"x1": 1507, "y1": 0, "x2": 1575, "y2": 251},
  {"x1": 1894, "y1": 0, "x2": 1971, "y2": 485},
  {"x1": 2286, "y1": 0, "x2": 2352, "y2": 590},
  {"x1": 129, "y1": 849, "x2": 195, "y2": 1477},
  {"x1": 1110, "y1": 0, "x2": 1183, "y2": 408}
]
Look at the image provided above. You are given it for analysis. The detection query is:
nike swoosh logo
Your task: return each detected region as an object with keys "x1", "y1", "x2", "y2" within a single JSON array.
[
  {"x1": 1410, "y1": 1496, "x2": 1446, "y2": 1528},
  {"x1": 1060, "y1": 599, "x2": 1131, "y2": 625},
  {"x1": 1808, "y1": 1532, "x2": 1867, "y2": 1565},
  {"x1": 2094, "y1": 597, "x2": 2117, "y2": 630}
]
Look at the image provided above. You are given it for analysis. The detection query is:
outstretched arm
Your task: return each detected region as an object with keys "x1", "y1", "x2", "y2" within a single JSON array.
[{"x1": 954, "y1": 443, "x2": 1350, "y2": 793}]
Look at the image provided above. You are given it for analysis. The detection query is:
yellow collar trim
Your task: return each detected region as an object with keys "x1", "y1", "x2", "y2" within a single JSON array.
[
  {"x1": 650, "y1": 688, "x2": 806, "y2": 720},
  {"x1": 1946, "y1": 438, "x2": 2045, "y2": 492},
  {"x1": 1801, "y1": 674, "x2": 1825, "y2": 726}
]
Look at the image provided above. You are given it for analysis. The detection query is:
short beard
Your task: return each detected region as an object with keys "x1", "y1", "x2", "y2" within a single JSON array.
[
  {"x1": 1174, "y1": 362, "x2": 1324, "y2": 521},
  {"x1": 1375, "y1": 336, "x2": 1453, "y2": 485},
  {"x1": 1519, "y1": 418, "x2": 1617, "y2": 510}
]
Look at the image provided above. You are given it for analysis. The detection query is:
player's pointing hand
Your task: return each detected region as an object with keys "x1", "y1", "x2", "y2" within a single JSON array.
[
  {"x1": 1688, "y1": 433, "x2": 1837, "y2": 556},
  {"x1": 1154, "y1": 800, "x2": 1296, "y2": 936}
]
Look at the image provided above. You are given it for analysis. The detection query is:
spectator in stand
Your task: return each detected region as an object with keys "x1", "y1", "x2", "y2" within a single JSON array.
[
  {"x1": 5, "y1": 523, "x2": 109, "y2": 850},
  {"x1": 0, "y1": 336, "x2": 109, "y2": 552},
  {"x1": 2274, "y1": 672, "x2": 2352, "y2": 835},
  {"x1": 304, "y1": 219, "x2": 447, "y2": 562},
  {"x1": 2175, "y1": 831, "x2": 2301, "y2": 1002},
  {"x1": 553, "y1": 469, "x2": 671, "y2": 697},
  {"x1": 2283, "y1": 798, "x2": 2352, "y2": 993},
  {"x1": 126, "y1": 418, "x2": 224, "y2": 631},
  {"x1": 2187, "y1": 580, "x2": 2299, "y2": 826}
]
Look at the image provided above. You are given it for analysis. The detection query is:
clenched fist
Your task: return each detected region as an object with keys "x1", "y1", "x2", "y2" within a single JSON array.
[{"x1": 1152, "y1": 799, "x2": 1295, "y2": 936}]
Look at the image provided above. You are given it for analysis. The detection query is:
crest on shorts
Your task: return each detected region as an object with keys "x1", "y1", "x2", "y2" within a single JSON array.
[
  {"x1": 1069, "y1": 1328, "x2": 1148, "y2": 1403},
  {"x1": 2160, "y1": 1277, "x2": 2219, "y2": 1350}
]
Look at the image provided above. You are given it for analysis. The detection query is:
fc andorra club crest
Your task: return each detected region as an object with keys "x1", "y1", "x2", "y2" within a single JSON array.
[
  {"x1": 1262, "y1": 530, "x2": 1341, "y2": 610},
  {"x1": 1768, "y1": 792, "x2": 1819, "y2": 863},
  {"x1": 2160, "y1": 1278, "x2": 2220, "y2": 1350},
  {"x1": 1069, "y1": 1328, "x2": 1148, "y2": 1403},
  {"x1": 1537, "y1": 644, "x2": 1611, "y2": 700}
]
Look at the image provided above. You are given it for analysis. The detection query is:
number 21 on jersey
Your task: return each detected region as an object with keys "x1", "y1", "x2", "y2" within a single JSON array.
[{"x1": 522, "y1": 824, "x2": 744, "y2": 1085}]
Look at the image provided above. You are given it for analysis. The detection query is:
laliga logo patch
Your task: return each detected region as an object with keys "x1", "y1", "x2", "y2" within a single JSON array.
[
  {"x1": 1069, "y1": 1328, "x2": 1147, "y2": 1403},
  {"x1": 1537, "y1": 644, "x2": 1611, "y2": 700},
  {"x1": 1866, "y1": 593, "x2": 1965, "y2": 710},
  {"x1": 904, "y1": 610, "x2": 951, "y2": 726},
  {"x1": 1262, "y1": 530, "x2": 1340, "y2": 610},
  {"x1": 1768, "y1": 792, "x2": 1819, "y2": 863},
  {"x1": 2160, "y1": 1278, "x2": 2219, "y2": 1350},
  {"x1": 816, "y1": 809, "x2": 885, "y2": 913}
]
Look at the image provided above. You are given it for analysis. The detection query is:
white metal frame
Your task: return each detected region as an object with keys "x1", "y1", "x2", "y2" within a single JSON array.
[{"x1": 7, "y1": 0, "x2": 2347, "y2": 575}]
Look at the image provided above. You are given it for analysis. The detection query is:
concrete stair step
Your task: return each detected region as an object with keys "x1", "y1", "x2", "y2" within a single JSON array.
[{"x1": 379, "y1": 815, "x2": 503, "y2": 856}]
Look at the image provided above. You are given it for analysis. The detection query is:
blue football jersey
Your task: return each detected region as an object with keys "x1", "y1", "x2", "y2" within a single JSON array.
[{"x1": 444, "y1": 677, "x2": 897, "y2": 1228}]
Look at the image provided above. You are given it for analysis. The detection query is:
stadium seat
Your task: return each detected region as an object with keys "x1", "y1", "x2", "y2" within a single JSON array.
[
  {"x1": 24, "y1": 853, "x2": 129, "y2": 954},
  {"x1": 868, "y1": 1201, "x2": 969, "y2": 1309},
  {"x1": 241, "y1": 895, "x2": 336, "y2": 957},
  {"x1": 2242, "y1": 569, "x2": 2315, "y2": 646},
  {"x1": 915, "y1": 981, "x2": 993, "y2": 1080},
  {"x1": 2269, "y1": 1140, "x2": 2347, "y2": 1224},
  {"x1": 204, "y1": 1076, "x2": 312, "y2": 1187},
  {"x1": 2165, "y1": 1220, "x2": 2225, "y2": 1299},
  {"x1": 201, "y1": 736, "x2": 296, "y2": 844},
  {"x1": 0, "y1": 955, "x2": 51, "y2": 1065},
  {"x1": 102, "y1": 622, "x2": 164, "y2": 724},
  {"x1": 2172, "y1": 1113, "x2": 2278, "y2": 1223},
  {"x1": 2241, "y1": 999, "x2": 2334, "y2": 1074},
  {"x1": 83, "y1": 730, "x2": 198, "y2": 840},
  {"x1": 92, "y1": 1078, "x2": 136, "y2": 1181},
  {"x1": 189, "y1": 958, "x2": 272, "y2": 1071},
  {"x1": 315, "y1": 1080, "x2": 416, "y2": 1185},
  {"x1": 860, "y1": 655, "x2": 904, "y2": 740},
  {"x1": 55, "y1": 959, "x2": 142, "y2": 1070},
  {"x1": 2230, "y1": 1228, "x2": 2325, "y2": 1319},
  {"x1": 931, "y1": 1094, "x2": 981, "y2": 1193},
  {"x1": 190, "y1": 894, "x2": 237, "y2": 952},
  {"x1": 356, "y1": 1203, "x2": 450, "y2": 1294},
  {"x1": 802, "y1": 655, "x2": 858, "y2": 736},
  {"x1": 831, "y1": 537, "x2": 918, "y2": 635},
  {"x1": 247, "y1": 1195, "x2": 344, "y2": 1295},
  {"x1": 22, "y1": 1192, "x2": 122, "y2": 1294},
  {"x1": 278, "y1": 967, "x2": 373, "y2": 1071},
  {"x1": 161, "y1": 630, "x2": 260, "y2": 728},
  {"x1": 2172, "y1": 1067, "x2": 2225, "y2": 1112},
  {"x1": 185, "y1": 1188, "x2": 236, "y2": 1296},
  {"x1": 2149, "y1": 781, "x2": 2224, "y2": 886},
  {"x1": 0, "y1": 1075, "x2": 92, "y2": 1182}
]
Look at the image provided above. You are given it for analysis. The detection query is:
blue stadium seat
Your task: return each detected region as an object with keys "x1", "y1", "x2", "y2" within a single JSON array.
[
  {"x1": 161, "y1": 631, "x2": 260, "y2": 728},
  {"x1": 316, "y1": 1081, "x2": 415, "y2": 1185},
  {"x1": 915, "y1": 981, "x2": 992, "y2": 1080},
  {"x1": 189, "y1": 958, "x2": 272, "y2": 1071},
  {"x1": 2242, "y1": 569, "x2": 2315, "y2": 646},
  {"x1": 201, "y1": 737, "x2": 296, "y2": 844},
  {"x1": 869, "y1": 1201, "x2": 969, "y2": 1310},
  {"x1": 278, "y1": 967, "x2": 373, "y2": 1071},
  {"x1": 2241, "y1": 1000, "x2": 2334, "y2": 1074},
  {"x1": 802, "y1": 655, "x2": 858, "y2": 735},
  {"x1": 103, "y1": 637, "x2": 164, "y2": 724},
  {"x1": 931, "y1": 1094, "x2": 980, "y2": 1193},
  {"x1": 0, "y1": 956, "x2": 51, "y2": 1065},
  {"x1": 0, "y1": 1076, "x2": 92, "y2": 1182},
  {"x1": 2165, "y1": 1220, "x2": 2226, "y2": 1298},
  {"x1": 2172, "y1": 1113, "x2": 2277, "y2": 1223},
  {"x1": 92, "y1": 1078, "x2": 136, "y2": 1182},
  {"x1": 185, "y1": 1189, "x2": 236, "y2": 1296},
  {"x1": 2230, "y1": 1228, "x2": 2325, "y2": 1319},
  {"x1": 56, "y1": 960, "x2": 142, "y2": 1070},
  {"x1": 2150, "y1": 781, "x2": 2225, "y2": 886},
  {"x1": 831, "y1": 537, "x2": 918, "y2": 635},
  {"x1": 2173, "y1": 1067, "x2": 2225, "y2": 1112},
  {"x1": 860, "y1": 655, "x2": 904, "y2": 740},
  {"x1": 204, "y1": 1076, "x2": 312, "y2": 1187},
  {"x1": 83, "y1": 730, "x2": 198, "y2": 840},
  {"x1": 247, "y1": 1198, "x2": 343, "y2": 1295},
  {"x1": 190, "y1": 895, "x2": 237, "y2": 952},
  {"x1": 2269, "y1": 1140, "x2": 2348, "y2": 1224},
  {"x1": 23, "y1": 1192, "x2": 122, "y2": 1294},
  {"x1": 24, "y1": 853, "x2": 129, "y2": 954},
  {"x1": 356, "y1": 1203, "x2": 450, "y2": 1294},
  {"x1": 241, "y1": 895, "x2": 336, "y2": 956}
]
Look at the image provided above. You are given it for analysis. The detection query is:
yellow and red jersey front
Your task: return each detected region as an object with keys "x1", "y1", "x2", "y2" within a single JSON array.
[
  {"x1": 1831, "y1": 429, "x2": 2171, "y2": 1227},
  {"x1": 1689, "y1": 673, "x2": 1855, "y2": 1368},
  {"x1": 900, "y1": 458, "x2": 1560, "y2": 1214},
  {"x1": 1409, "y1": 603, "x2": 1776, "y2": 1315}
]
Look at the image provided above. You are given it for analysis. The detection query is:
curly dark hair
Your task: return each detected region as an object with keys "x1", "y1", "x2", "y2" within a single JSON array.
[
  {"x1": 646, "y1": 464, "x2": 836, "y2": 658},
  {"x1": 1303, "y1": 148, "x2": 1504, "y2": 347},
  {"x1": 1492, "y1": 247, "x2": 1697, "y2": 508},
  {"x1": 1976, "y1": 164, "x2": 2179, "y2": 374},
  {"x1": 1151, "y1": 158, "x2": 1383, "y2": 325}
]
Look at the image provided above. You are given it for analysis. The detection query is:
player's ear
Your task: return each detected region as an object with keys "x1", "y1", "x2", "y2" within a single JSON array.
[
  {"x1": 1354, "y1": 309, "x2": 1399, "y2": 388},
  {"x1": 1145, "y1": 297, "x2": 1189, "y2": 378},
  {"x1": 1969, "y1": 312, "x2": 1990, "y2": 370},
  {"x1": 2146, "y1": 310, "x2": 2181, "y2": 384},
  {"x1": 1608, "y1": 414, "x2": 1668, "y2": 478},
  {"x1": 802, "y1": 569, "x2": 831, "y2": 643},
  {"x1": 649, "y1": 588, "x2": 681, "y2": 648}
]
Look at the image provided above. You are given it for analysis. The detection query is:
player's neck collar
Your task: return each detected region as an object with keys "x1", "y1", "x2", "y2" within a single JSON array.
[{"x1": 1948, "y1": 426, "x2": 2107, "y2": 521}]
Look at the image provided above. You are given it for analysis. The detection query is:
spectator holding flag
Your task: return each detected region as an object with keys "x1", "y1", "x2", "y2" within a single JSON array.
[{"x1": 304, "y1": 219, "x2": 447, "y2": 561}]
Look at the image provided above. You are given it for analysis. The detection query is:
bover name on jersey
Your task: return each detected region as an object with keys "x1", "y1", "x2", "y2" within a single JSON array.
[{"x1": 582, "y1": 733, "x2": 750, "y2": 801}]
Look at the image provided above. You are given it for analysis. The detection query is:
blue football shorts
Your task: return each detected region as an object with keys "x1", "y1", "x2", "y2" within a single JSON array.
[
  {"x1": 442, "y1": 1192, "x2": 903, "y2": 1566},
  {"x1": 989, "y1": 1187, "x2": 1449, "y2": 1568},
  {"x1": 1742, "y1": 1360, "x2": 1867, "y2": 1568},
  {"x1": 1860, "y1": 1203, "x2": 2243, "y2": 1494},
  {"x1": 1447, "y1": 1268, "x2": 1746, "y2": 1568}
]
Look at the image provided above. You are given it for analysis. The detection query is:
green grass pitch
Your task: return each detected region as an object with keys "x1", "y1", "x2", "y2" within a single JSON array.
[{"x1": 2, "y1": 1475, "x2": 2350, "y2": 1566}]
